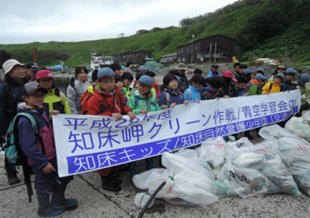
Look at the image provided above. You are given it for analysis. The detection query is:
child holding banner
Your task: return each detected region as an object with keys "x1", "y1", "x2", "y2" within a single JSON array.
[
  {"x1": 127, "y1": 75, "x2": 166, "y2": 180},
  {"x1": 17, "y1": 82, "x2": 77, "y2": 217},
  {"x1": 183, "y1": 74, "x2": 204, "y2": 103},
  {"x1": 86, "y1": 68, "x2": 136, "y2": 192},
  {"x1": 262, "y1": 73, "x2": 285, "y2": 94}
]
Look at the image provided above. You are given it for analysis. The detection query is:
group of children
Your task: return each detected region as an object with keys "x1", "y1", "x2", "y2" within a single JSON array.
[{"x1": 1, "y1": 59, "x2": 309, "y2": 217}]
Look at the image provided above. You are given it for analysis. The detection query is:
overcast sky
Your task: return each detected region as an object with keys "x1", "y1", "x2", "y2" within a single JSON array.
[{"x1": 0, "y1": 0, "x2": 236, "y2": 45}]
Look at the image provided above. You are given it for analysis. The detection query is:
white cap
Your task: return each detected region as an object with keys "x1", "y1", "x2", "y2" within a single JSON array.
[{"x1": 2, "y1": 59, "x2": 24, "y2": 75}]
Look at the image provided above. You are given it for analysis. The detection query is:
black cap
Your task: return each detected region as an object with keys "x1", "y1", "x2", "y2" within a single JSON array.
[
  {"x1": 26, "y1": 62, "x2": 40, "y2": 71},
  {"x1": 211, "y1": 64, "x2": 219, "y2": 68}
]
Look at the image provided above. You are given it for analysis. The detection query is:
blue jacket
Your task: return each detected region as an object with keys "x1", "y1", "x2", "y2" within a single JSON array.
[
  {"x1": 0, "y1": 75, "x2": 27, "y2": 136},
  {"x1": 17, "y1": 103, "x2": 56, "y2": 169},
  {"x1": 183, "y1": 85, "x2": 201, "y2": 103},
  {"x1": 158, "y1": 88, "x2": 184, "y2": 107},
  {"x1": 233, "y1": 87, "x2": 248, "y2": 97},
  {"x1": 205, "y1": 69, "x2": 221, "y2": 78}
]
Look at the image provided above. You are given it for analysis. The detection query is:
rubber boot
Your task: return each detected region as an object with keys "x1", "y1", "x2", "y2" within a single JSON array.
[
  {"x1": 5, "y1": 161, "x2": 20, "y2": 185},
  {"x1": 101, "y1": 174, "x2": 121, "y2": 192},
  {"x1": 51, "y1": 184, "x2": 78, "y2": 211},
  {"x1": 37, "y1": 193, "x2": 64, "y2": 217},
  {"x1": 111, "y1": 174, "x2": 122, "y2": 185}
]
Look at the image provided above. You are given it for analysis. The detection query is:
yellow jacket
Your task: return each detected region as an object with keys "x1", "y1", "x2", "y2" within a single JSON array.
[
  {"x1": 44, "y1": 88, "x2": 71, "y2": 117},
  {"x1": 262, "y1": 82, "x2": 281, "y2": 94}
]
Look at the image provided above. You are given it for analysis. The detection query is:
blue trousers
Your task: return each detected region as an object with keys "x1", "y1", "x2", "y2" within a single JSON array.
[
  {"x1": 128, "y1": 157, "x2": 154, "y2": 179},
  {"x1": 31, "y1": 158, "x2": 73, "y2": 196}
]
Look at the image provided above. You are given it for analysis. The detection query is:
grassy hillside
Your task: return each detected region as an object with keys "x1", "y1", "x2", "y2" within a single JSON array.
[{"x1": 1, "y1": 0, "x2": 309, "y2": 67}]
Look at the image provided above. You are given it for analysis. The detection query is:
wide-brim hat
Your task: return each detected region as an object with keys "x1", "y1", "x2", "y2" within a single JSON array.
[
  {"x1": 2, "y1": 59, "x2": 24, "y2": 75},
  {"x1": 176, "y1": 63, "x2": 187, "y2": 71}
]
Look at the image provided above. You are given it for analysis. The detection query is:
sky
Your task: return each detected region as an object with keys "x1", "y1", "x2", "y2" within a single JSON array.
[{"x1": 0, "y1": 0, "x2": 237, "y2": 45}]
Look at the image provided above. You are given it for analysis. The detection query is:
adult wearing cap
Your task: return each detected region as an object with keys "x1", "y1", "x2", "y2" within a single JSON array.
[
  {"x1": 206, "y1": 64, "x2": 221, "y2": 78},
  {"x1": 283, "y1": 68, "x2": 297, "y2": 91},
  {"x1": 269, "y1": 64, "x2": 286, "y2": 81},
  {"x1": 246, "y1": 74, "x2": 268, "y2": 95},
  {"x1": 0, "y1": 59, "x2": 28, "y2": 185},
  {"x1": 25, "y1": 61, "x2": 40, "y2": 82},
  {"x1": 262, "y1": 73, "x2": 285, "y2": 94},
  {"x1": 175, "y1": 63, "x2": 189, "y2": 93},
  {"x1": 296, "y1": 74, "x2": 310, "y2": 117},
  {"x1": 221, "y1": 70, "x2": 237, "y2": 97},
  {"x1": 36, "y1": 70, "x2": 71, "y2": 117}
]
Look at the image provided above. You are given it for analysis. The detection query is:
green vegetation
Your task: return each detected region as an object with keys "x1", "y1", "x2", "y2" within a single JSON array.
[{"x1": 0, "y1": 0, "x2": 309, "y2": 67}]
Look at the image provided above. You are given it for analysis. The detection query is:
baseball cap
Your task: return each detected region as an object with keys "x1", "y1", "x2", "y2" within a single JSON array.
[
  {"x1": 299, "y1": 74, "x2": 310, "y2": 84},
  {"x1": 254, "y1": 75, "x2": 268, "y2": 81},
  {"x1": 211, "y1": 64, "x2": 219, "y2": 68},
  {"x1": 243, "y1": 69, "x2": 253, "y2": 74},
  {"x1": 26, "y1": 62, "x2": 40, "y2": 71},
  {"x1": 22, "y1": 81, "x2": 48, "y2": 96},
  {"x1": 256, "y1": 68, "x2": 265, "y2": 73},
  {"x1": 285, "y1": 68, "x2": 296, "y2": 74},
  {"x1": 2, "y1": 59, "x2": 24, "y2": 75},
  {"x1": 36, "y1": 70, "x2": 53, "y2": 80},
  {"x1": 139, "y1": 75, "x2": 153, "y2": 86},
  {"x1": 275, "y1": 73, "x2": 285, "y2": 81},
  {"x1": 222, "y1": 70, "x2": 233, "y2": 78},
  {"x1": 97, "y1": 67, "x2": 115, "y2": 80}
]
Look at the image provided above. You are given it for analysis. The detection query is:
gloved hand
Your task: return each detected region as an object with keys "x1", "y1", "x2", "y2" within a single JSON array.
[{"x1": 301, "y1": 95, "x2": 306, "y2": 100}]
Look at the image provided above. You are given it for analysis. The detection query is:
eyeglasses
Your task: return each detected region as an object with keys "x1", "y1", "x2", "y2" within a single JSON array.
[
  {"x1": 13, "y1": 66, "x2": 25, "y2": 71},
  {"x1": 40, "y1": 78, "x2": 53, "y2": 83}
]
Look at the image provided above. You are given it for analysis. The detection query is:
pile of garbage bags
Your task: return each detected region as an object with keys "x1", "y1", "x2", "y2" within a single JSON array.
[{"x1": 133, "y1": 114, "x2": 310, "y2": 209}]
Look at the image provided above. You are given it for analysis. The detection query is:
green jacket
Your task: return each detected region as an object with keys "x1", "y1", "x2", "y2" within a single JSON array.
[
  {"x1": 247, "y1": 84, "x2": 261, "y2": 95},
  {"x1": 122, "y1": 87, "x2": 132, "y2": 96},
  {"x1": 300, "y1": 85, "x2": 308, "y2": 105},
  {"x1": 44, "y1": 88, "x2": 71, "y2": 117},
  {"x1": 127, "y1": 89, "x2": 162, "y2": 114}
]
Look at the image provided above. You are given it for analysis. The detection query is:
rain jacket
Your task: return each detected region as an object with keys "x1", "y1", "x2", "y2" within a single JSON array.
[
  {"x1": 178, "y1": 75, "x2": 189, "y2": 93},
  {"x1": 17, "y1": 102, "x2": 55, "y2": 168},
  {"x1": 205, "y1": 70, "x2": 222, "y2": 78},
  {"x1": 0, "y1": 75, "x2": 27, "y2": 136},
  {"x1": 262, "y1": 82, "x2": 281, "y2": 94},
  {"x1": 298, "y1": 82, "x2": 308, "y2": 105},
  {"x1": 66, "y1": 79, "x2": 91, "y2": 114},
  {"x1": 127, "y1": 89, "x2": 162, "y2": 114},
  {"x1": 232, "y1": 87, "x2": 248, "y2": 97},
  {"x1": 122, "y1": 86, "x2": 132, "y2": 97},
  {"x1": 283, "y1": 80, "x2": 296, "y2": 91},
  {"x1": 158, "y1": 88, "x2": 184, "y2": 107},
  {"x1": 44, "y1": 88, "x2": 71, "y2": 117},
  {"x1": 183, "y1": 85, "x2": 201, "y2": 103},
  {"x1": 86, "y1": 85, "x2": 132, "y2": 116},
  {"x1": 246, "y1": 79, "x2": 262, "y2": 95},
  {"x1": 200, "y1": 86, "x2": 222, "y2": 100}
]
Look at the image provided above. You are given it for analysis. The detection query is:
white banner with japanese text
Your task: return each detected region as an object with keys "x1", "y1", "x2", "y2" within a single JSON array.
[{"x1": 53, "y1": 91, "x2": 301, "y2": 177}]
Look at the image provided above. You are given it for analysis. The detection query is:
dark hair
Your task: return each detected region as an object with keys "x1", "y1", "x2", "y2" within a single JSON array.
[
  {"x1": 205, "y1": 77, "x2": 211, "y2": 86},
  {"x1": 114, "y1": 74, "x2": 123, "y2": 83},
  {"x1": 69, "y1": 66, "x2": 88, "y2": 87},
  {"x1": 163, "y1": 73, "x2": 177, "y2": 88},
  {"x1": 194, "y1": 68, "x2": 202, "y2": 75},
  {"x1": 240, "y1": 64, "x2": 248, "y2": 69},
  {"x1": 135, "y1": 71, "x2": 145, "y2": 81},
  {"x1": 191, "y1": 74, "x2": 204, "y2": 85},
  {"x1": 110, "y1": 63, "x2": 121, "y2": 72},
  {"x1": 237, "y1": 76, "x2": 248, "y2": 84},
  {"x1": 222, "y1": 76, "x2": 232, "y2": 86},
  {"x1": 210, "y1": 77, "x2": 225, "y2": 89},
  {"x1": 145, "y1": 71, "x2": 156, "y2": 78},
  {"x1": 37, "y1": 78, "x2": 61, "y2": 97},
  {"x1": 121, "y1": 71, "x2": 133, "y2": 81},
  {"x1": 168, "y1": 69, "x2": 180, "y2": 77},
  {"x1": 234, "y1": 63, "x2": 241, "y2": 68},
  {"x1": 91, "y1": 69, "x2": 98, "y2": 82}
]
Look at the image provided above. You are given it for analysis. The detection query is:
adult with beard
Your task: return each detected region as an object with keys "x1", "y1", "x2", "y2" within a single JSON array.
[{"x1": 0, "y1": 59, "x2": 28, "y2": 185}]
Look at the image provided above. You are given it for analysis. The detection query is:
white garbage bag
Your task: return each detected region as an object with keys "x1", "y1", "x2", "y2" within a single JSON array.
[
  {"x1": 285, "y1": 111, "x2": 310, "y2": 139},
  {"x1": 134, "y1": 192, "x2": 154, "y2": 209}
]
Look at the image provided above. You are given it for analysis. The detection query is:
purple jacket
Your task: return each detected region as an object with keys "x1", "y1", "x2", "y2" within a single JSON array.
[{"x1": 17, "y1": 102, "x2": 56, "y2": 168}]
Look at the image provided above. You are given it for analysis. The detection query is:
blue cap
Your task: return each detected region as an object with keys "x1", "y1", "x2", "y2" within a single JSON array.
[
  {"x1": 285, "y1": 68, "x2": 296, "y2": 74},
  {"x1": 211, "y1": 64, "x2": 219, "y2": 68},
  {"x1": 243, "y1": 68, "x2": 253, "y2": 74},
  {"x1": 299, "y1": 74, "x2": 310, "y2": 84},
  {"x1": 257, "y1": 68, "x2": 264, "y2": 73},
  {"x1": 97, "y1": 67, "x2": 115, "y2": 79},
  {"x1": 254, "y1": 75, "x2": 268, "y2": 81},
  {"x1": 139, "y1": 75, "x2": 153, "y2": 86},
  {"x1": 275, "y1": 73, "x2": 285, "y2": 81}
]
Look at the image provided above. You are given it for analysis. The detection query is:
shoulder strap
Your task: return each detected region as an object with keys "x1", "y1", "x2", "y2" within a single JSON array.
[
  {"x1": 164, "y1": 91, "x2": 171, "y2": 105},
  {"x1": 135, "y1": 96, "x2": 139, "y2": 106},
  {"x1": 59, "y1": 92, "x2": 65, "y2": 106},
  {"x1": 115, "y1": 90, "x2": 124, "y2": 114},
  {"x1": 186, "y1": 89, "x2": 191, "y2": 100},
  {"x1": 281, "y1": 83, "x2": 286, "y2": 91},
  {"x1": 269, "y1": 83, "x2": 273, "y2": 92}
]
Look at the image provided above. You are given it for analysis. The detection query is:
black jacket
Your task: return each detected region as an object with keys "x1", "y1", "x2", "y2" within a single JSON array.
[
  {"x1": 178, "y1": 75, "x2": 189, "y2": 93},
  {"x1": 0, "y1": 75, "x2": 27, "y2": 136}
]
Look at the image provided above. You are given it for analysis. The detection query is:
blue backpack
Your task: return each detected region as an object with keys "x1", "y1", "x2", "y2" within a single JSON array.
[{"x1": 4, "y1": 112, "x2": 45, "y2": 203}]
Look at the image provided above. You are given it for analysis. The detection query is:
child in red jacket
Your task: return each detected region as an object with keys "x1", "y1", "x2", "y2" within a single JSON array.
[{"x1": 86, "y1": 68, "x2": 136, "y2": 192}]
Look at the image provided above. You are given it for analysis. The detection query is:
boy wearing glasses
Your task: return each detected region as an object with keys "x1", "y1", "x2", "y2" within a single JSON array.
[{"x1": 0, "y1": 59, "x2": 27, "y2": 185}]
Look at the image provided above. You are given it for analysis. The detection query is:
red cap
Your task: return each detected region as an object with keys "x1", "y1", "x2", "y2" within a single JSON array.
[
  {"x1": 222, "y1": 70, "x2": 233, "y2": 78},
  {"x1": 36, "y1": 70, "x2": 53, "y2": 80}
]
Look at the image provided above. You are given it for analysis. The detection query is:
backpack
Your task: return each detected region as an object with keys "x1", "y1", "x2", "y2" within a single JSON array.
[
  {"x1": 163, "y1": 90, "x2": 183, "y2": 106},
  {"x1": 4, "y1": 112, "x2": 46, "y2": 203},
  {"x1": 268, "y1": 83, "x2": 286, "y2": 92}
]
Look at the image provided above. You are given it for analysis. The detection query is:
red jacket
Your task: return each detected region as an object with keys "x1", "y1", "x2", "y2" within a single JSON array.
[{"x1": 87, "y1": 85, "x2": 132, "y2": 116}]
